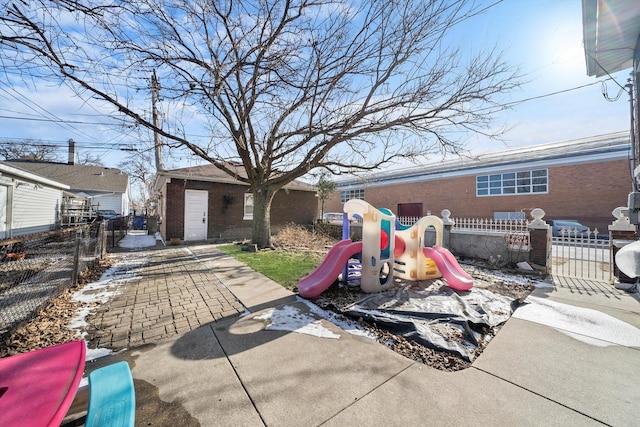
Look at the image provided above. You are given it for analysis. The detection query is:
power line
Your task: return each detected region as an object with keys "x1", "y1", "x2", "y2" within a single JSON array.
[
  {"x1": 0, "y1": 138, "x2": 140, "y2": 151},
  {"x1": 2, "y1": 79, "x2": 612, "y2": 125},
  {"x1": 0, "y1": 114, "x2": 126, "y2": 126},
  {"x1": 0, "y1": 85, "x2": 150, "y2": 149},
  {"x1": 0, "y1": 77, "x2": 621, "y2": 137},
  {"x1": 500, "y1": 79, "x2": 610, "y2": 109},
  {"x1": 0, "y1": 86, "x2": 101, "y2": 142}
]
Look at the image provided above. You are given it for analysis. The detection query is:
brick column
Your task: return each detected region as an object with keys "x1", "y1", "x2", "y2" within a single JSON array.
[
  {"x1": 527, "y1": 208, "x2": 551, "y2": 273},
  {"x1": 609, "y1": 207, "x2": 637, "y2": 284}
]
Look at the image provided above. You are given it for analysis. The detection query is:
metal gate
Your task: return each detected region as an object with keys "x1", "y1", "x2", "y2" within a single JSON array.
[{"x1": 551, "y1": 230, "x2": 612, "y2": 282}]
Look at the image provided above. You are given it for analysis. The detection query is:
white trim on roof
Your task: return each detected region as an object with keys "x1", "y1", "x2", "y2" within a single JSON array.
[
  {"x1": 0, "y1": 163, "x2": 70, "y2": 190},
  {"x1": 336, "y1": 132, "x2": 630, "y2": 190},
  {"x1": 157, "y1": 170, "x2": 316, "y2": 192},
  {"x1": 159, "y1": 171, "x2": 249, "y2": 186}
]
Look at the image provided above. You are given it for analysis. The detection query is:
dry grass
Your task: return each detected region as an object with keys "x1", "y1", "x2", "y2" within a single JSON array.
[{"x1": 272, "y1": 224, "x2": 337, "y2": 253}]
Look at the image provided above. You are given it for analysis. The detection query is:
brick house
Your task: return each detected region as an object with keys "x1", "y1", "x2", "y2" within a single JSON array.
[
  {"x1": 154, "y1": 163, "x2": 318, "y2": 242},
  {"x1": 324, "y1": 132, "x2": 631, "y2": 232}
]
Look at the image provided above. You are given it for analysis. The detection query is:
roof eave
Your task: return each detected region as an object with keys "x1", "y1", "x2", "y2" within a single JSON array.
[
  {"x1": 157, "y1": 169, "x2": 316, "y2": 192},
  {"x1": 582, "y1": 0, "x2": 600, "y2": 76},
  {"x1": 582, "y1": 0, "x2": 640, "y2": 77},
  {"x1": 0, "y1": 162, "x2": 70, "y2": 190}
]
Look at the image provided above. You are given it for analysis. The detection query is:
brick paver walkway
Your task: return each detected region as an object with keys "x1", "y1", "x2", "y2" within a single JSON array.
[{"x1": 90, "y1": 247, "x2": 245, "y2": 350}]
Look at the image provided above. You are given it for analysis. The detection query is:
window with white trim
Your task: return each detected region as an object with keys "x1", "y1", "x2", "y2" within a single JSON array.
[
  {"x1": 340, "y1": 188, "x2": 365, "y2": 203},
  {"x1": 243, "y1": 193, "x2": 254, "y2": 220},
  {"x1": 476, "y1": 169, "x2": 547, "y2": 196}
]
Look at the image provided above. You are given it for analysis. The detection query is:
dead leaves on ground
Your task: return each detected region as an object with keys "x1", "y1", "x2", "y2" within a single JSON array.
[{"x1": 0, "y1": 257, "x2": 114, "y2": 357}]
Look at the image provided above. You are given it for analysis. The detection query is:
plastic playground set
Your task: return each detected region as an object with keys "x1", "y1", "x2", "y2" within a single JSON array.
[{"x1": 299, "y1": 199, "x2": 474, "y2": 299}]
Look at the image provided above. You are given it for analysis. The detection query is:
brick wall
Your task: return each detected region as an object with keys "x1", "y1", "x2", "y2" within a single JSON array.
[
  {"x1": 271, "y1": 189, "x2": 318, "y2": 225},
  {"x1": 325, "y1": 158, "x2": 629, "y2": 232},
  {"x1": 164, "y1": 179, "x2": 317, "y2": 241}
]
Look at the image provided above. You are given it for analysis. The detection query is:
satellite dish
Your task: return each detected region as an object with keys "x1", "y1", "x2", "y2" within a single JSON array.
[{"x1": 615, "y1": 240, "x2": 640, "y2": 278}]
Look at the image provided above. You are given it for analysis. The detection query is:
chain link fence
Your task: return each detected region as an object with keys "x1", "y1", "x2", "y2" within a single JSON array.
[{"x1": 0, "y1": 222, "x2": 119, "y2": 338}]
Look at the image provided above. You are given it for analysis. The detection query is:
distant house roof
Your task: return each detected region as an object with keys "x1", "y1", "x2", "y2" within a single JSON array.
[
  {"x1": 0, "y1": 162, "x2": 70, "y2": 190},
  {"x1": 3, "y1": 161, "x2": 129, "y2": 193},
  {"x1": 158, "y1": 163, "x2": 317, "y2": 192},
  {"x1": 582, "y1": 0, "x2": 640, "y2": 77},
  {"x1": 336, "y1": 131, "x2": 630, "y2": 189}
]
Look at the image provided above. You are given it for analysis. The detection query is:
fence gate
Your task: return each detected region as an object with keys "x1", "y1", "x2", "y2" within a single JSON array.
[{"x1": 551, "y1": 230, "x2": 612, "y2": 282}]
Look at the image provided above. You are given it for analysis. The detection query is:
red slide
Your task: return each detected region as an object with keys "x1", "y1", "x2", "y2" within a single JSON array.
[
  {"x1": 298, "y1": 240, "x2": 363, "y2": 299},
  {"x1": 422, "y1": 246, "x2": 473, "y2": 291},
  {"x1": 432, "y1": 246, "x2": 473, "y2": 281}
]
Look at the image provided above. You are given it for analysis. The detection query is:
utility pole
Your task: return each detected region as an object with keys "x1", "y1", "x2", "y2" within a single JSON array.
[
  {"x1": 151, "y1": 70, "x2": 165, "y2": 171},
  {"x1": 627, "y1": 78, "x2": 636, "y2": 191}
]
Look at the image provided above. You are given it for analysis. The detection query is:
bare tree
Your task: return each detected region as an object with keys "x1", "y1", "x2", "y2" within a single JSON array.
[
  {"x1": 0, "y1": 0, "x2": 521, "y2": 248},
  {"x1": 77, "y1": 151, "x2": 105, "y2": 166},
  {"x1": 118, "y1": 151, "x2": 156, "y2": 214},
  {"x1": 316, "y1": 172, "x2": 336, "y2": 219},
  {"x1": 0, "y1": 139, "x2": 60, "y2": 162}
]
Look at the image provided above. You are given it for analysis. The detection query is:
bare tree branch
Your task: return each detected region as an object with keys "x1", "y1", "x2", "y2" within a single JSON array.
[
  {"x1": 1, "y1": 0, "x2": 522, "y2": 247},
  {"x1": 0, "y1": 139, "x2": 60, "y2": 162}
]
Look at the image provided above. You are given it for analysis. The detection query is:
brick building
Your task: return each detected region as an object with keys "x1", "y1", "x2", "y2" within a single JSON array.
[
  {"x1": 325, "y1": 132, "x2": 631, "y2": 232},
  {"x1": 154, "y1": 164, "x2": 317, "y2": 242}
]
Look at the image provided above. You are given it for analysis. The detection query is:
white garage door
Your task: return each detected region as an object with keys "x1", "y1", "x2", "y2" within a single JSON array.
[{"x1": 184, "y1": 189, "x2": 208, "y2": 241}]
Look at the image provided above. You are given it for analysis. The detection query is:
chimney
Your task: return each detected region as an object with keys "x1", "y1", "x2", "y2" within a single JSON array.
[{"x1": 68, "y1": 139, "x2": 76, "y2": 165}]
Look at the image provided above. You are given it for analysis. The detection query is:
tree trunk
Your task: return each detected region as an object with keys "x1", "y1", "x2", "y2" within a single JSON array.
[{"x1": 251, "y1": 188, "x2": 276, "y2": 249}]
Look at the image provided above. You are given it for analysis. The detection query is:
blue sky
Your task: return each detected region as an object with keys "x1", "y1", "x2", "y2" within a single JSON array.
[
  {"x1": 0, "y1": 0, "x2": 631, "y2": 169},
  {"x1": 463, "y1": 0, "x2": 630, "y2": 153}
]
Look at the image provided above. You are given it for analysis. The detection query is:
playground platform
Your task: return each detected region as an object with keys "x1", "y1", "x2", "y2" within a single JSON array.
[{"x1": 80, "y1": 242, "x2": 639, "y2": 426}]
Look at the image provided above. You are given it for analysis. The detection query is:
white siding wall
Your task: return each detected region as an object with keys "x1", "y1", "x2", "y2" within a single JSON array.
[
  {"x1": 12, "y1": 182, "x2": 63, "y2": 236},
  {"x1": 92, "y1": 194, "x2": 125, "y2": 215},
  {"x1": 122, "y1": 188, "x2": 130, "y2": 217}
]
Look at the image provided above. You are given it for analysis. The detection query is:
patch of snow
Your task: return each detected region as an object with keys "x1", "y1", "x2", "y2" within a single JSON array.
[
  {"x1": 71, "y1": 279, "x2": 121, "y2": 305},
  {"x1": 118, "y1": 233, "x2": 158, "y2": 249},
  {"x1": 99, "y1": 255, "x2": 147, "y2": 281},
  {"x1": 254, "y1": 305, "x2": 341, "y2": 339},
  {"x1": 531, "y1": 280, "x2": 555, "y2": 289},
  {"x1": 68, "y1": 252, "x2": 148, "y2": 354},
  {"x1": 465, "y1": 263, "x2": 554, "y2": 289},
  {"x1": 516, "y1": 261, "x2": 533, "y2": 271},
  {"x1": 297, "y1": 297, "x2": 377, "y2": 340},
  {"x1": 513, "y1": 296, "x2": 640, "y2": 347},
  {"x1": 68, "y1": 306, "x2": 93, "y2": 334},
  {"x1": 86, "y1": 346, "x2": 112, "y2": 361}
]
